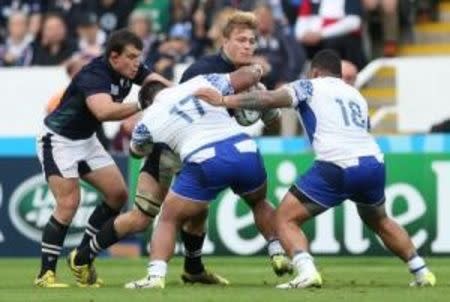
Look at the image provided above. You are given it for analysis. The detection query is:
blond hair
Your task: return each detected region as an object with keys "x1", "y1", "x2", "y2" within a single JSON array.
[{"x1": 222, "y1": 11, "x2": 257, "y2": 38}]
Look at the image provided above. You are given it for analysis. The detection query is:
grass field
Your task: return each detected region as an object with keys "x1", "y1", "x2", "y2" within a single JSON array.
[{"x1": 0, "y1": 257, "x2": 449, "y2": 302}]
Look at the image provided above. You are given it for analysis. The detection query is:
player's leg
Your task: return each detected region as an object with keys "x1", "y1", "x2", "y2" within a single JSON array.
[
  {"x1": 230, "y1": 138, "x2": 291, "y2": 277},
  {"x1": 275, "y1": 186, "x2": 325, "y2": 289},
  {"x1": 141, "y1": 148, "x2": 224, "y2": 284},
  {"x1": 35, "y1": 175, "x2": 79, "y2": 288},
  {"x1": 239, "y1": 183, "x2": 293, "y2": 276},
  {"x1": 69, "y1": 171, "x2": 163, "y2": 281},
  {"x1": 357, "y1": 203, "x2": 436, "y2": 287},
  {"x1": 66, "y1": 137, "x2": 128, "y2": 287},
  {"x1": 77, "y1": 165, "x2": 126, "y2": 246},
  {"x1": 275, "y1": 160, "x2": 348, "y2": 289},
  {"x1": 180, "y1": 209, "x2": 228, "y2": 285},
  {"x1": 125, "y1": 160, "x2": 225, "y2": 289},
  {"x1": 125, "y1": 191, "x2": 210, "y2": 289},
  {"x1": 76, "y1": 140, "x2": 129, "y2": 250},
  {"x1": 35, "y1": 132, "x2": 82, "y2": 288},
  {"x1": 67, "y1": 164, "x2": 127, "y2": 287},
  {"x1": 353, "y1": 156, "x2": 435, "y2": 287}
]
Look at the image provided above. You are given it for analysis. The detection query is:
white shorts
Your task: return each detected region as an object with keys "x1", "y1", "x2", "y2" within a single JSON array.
[{"x1": 36, "y1": 126, "x2": 114, "y2": 179}]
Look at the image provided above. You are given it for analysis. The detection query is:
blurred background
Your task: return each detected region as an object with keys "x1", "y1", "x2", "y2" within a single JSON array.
[{"x1": 0, "y1": 0, "x2": 449, "y2": 258}]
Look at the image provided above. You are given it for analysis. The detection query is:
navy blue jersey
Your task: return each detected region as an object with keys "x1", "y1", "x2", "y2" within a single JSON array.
[
  {"x1": 180, "y1": 52, "x2": 237, "y2": 116},
  {"x1": 180, "y1": 52, "x2": 236, "y2": 83},
  {"x1": 45, "y1": 56, "x2": 152, "y2": 139}
]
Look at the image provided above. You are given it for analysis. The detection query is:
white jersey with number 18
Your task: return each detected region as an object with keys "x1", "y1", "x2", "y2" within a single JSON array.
[{"x1": 284, "y1": 77, "x2": 382, "y2": 162}]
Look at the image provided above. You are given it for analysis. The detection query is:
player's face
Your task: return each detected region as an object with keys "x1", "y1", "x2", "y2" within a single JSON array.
[
  {"x1": 110, "y1": 45, "x2": 142, "y2": 79},
  {"x1": 222, "y1": 27, "x2": 256, "y2": 66}
]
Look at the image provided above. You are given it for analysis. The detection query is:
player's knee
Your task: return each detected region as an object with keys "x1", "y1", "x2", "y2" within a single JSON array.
[
  {"x1": 135, "y1": 191, "x2": 163, "y2": 222},
  {"x1": 130, "y1": 209, "x2": 152, "y2": 232},
  {"x1": 54, "y1": 197, "x2": 80, "y2": 223},
  {"x1": 105, "y1": 188, "x2": 128, "y2": 208},
  {"x1": 357, "y1": 204, "x2": 388, "y2": 228},
  {"x1": 241, "y1": 183, "x2": 267, "y2": 209}
]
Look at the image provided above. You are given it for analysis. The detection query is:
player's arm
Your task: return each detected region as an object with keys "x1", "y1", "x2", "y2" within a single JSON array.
[
  {"x1": 228, "y1": 64, "x2": 264, "y2": 92},
  {"x1": 133, "y1": 62, "x2": 173, "y2": 88},
  {"x1": 195, "y1": 86, "x2": 294, "y2": 110},
  {"x1": 86, "y1": 93, "x2": 141, "y2": 121}
]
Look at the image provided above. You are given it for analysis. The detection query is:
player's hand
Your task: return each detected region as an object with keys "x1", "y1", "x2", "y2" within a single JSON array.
[
  {"x1": 194, "y1": 88, "x2": 223, "y2": 106},
  {"x1": 251, "y1": 56, "x2": 271, "y2": 76}
]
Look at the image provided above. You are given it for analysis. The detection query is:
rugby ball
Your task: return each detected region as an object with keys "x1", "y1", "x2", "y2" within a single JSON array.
[
  {"x1": 234, "y1": 109, "x2": 262, "y2": 126},
  {"x1": 233, "y1": 83, "x2": 265, "y2": 126}
]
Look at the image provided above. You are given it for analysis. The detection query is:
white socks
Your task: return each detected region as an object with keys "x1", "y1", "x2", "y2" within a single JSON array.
[
  {"x1": 292, "y1": 251, "x2": 317, "y2": 275},
  {"x1": 148, "y1": 260, "x2": 167, "y2": 278},
  {"x1": 268, "y1": 239, "x2": 285, "y2": 257},
  {"x1": 408, "y1": 255, "x2": 429, "y2": 278}
]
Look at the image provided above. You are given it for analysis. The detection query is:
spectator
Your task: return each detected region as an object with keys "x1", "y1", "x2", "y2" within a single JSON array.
[
  {"x1": 295, "y1": 0, "x2": 366, "y2": 70},
  {"x1": 0, "y1": 0, "x2": 43, "y2": 38},
  {"x1": 254, "y1": 3, "x2": 305, "y2": 89},
  {"x1": 128, "y1": 10, "x2": 161, "y2": 62},
  {"x1": 46, "y1": 0, "x2": 94, "y2": 38},
  {"x1": 0, "y1": 10, "x2": 33, "y2": 66},
  {"x1": 31, "y1": 12, "x2": 77, "y2": 65},
  {"x1": 134, "y1": 0, "x2": 170, "y2": 34},
  {"x1": 76, "y1": 12, "x2": 106, "y2": 59},
  {"x1": 153, "y1": 24, "x2": 194, "y2": 79},
  {"x1": 363, "y1": 0, "x2": 399, "y2": 57},
  {"x1": 206, "y1": 7, "x2": 236, "y2": 52},
  {"x1": 94, "y1": 0, "x2": 136, "y2": 35}
]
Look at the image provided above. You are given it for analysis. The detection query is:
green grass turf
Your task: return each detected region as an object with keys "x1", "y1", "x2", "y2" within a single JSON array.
[{"x1": 0, "y1": 257, "x2": 449, "y2": 302}]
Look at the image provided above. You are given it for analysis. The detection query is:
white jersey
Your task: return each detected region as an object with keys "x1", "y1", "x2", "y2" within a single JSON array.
[
  {"x1": 284, "y1": 77, "x2": 382, "y2": 162},
  {"x1": 133, "y1": 74, "x2": 244, "y2": 160}
]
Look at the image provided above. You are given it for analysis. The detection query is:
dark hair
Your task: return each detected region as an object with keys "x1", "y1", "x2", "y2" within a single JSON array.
[
  {"x1": 138, "y1": 80, "x2": 167, "y2": 109},
  {"x1": 105, "y1": 29, "x2": 143, "y2": 58},
  {"x1": 310, "y1": 49, "x2": 342, "y2": 77}
]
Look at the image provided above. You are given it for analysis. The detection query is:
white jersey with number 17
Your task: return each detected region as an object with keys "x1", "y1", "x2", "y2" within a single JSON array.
[
  {"x1": 132, "y1": 74, "x2": 244, "y2": 161},
  {"x1": 284, "y1": 77, "x2": 382, "y2": 162}
]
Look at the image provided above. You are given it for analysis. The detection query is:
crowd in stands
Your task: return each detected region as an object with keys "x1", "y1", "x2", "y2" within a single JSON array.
[
  {"x1": 0, "y1": 0, "x2": 437, "y2": 72},
  {"x1": 0, "y1": 0, "x2": 442, "y2": 147}
]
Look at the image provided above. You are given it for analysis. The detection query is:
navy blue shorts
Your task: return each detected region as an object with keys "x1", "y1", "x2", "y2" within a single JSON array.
[
  {"x1": 294, "y1": 156, "x2": 386, "y2": 208},
  {"x1": 171, "y1": 135, "x2": 267, "y2": 202}
]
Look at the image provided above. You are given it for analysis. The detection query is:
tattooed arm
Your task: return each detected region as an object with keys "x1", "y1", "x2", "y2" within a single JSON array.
[{"x1": 195, "y1": 86, "x2": 294, "y2": 109}]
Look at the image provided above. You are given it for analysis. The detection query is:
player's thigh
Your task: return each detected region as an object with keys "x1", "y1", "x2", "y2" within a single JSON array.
[
  {"x1": 277, "y1": 187, "x2": 325, "y2": 225},
  {"x1": 161, "y1": 191, "x2": 209, "y2": 227},
  {"x1": 47, "y1": 175, "x2": 80, "y2": 209},
  {"x1": 82, "y1": 164, "x2": 128, "y2": 204},
  {"x1": 356, "y1": 202, "x2": 388, "y2": 228},
  {"x1": 140, "y1": 146, "x2": 177, "y2": 189},
  {"x1": 240, "y1": 181, "x2": 267, "y2": 208},
  {"x1": 137, "y1": 171, "x2": 169, "y2": 202}
]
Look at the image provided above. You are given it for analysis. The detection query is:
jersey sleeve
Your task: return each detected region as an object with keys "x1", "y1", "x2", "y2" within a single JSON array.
[
  {"x1": 132, "y1": 63, "x2": 153, "y2": 85},
  {"x1": 202, "y1": 73, "x2": 234, "y2": 95},
  {"x1": 283, "y1": 79, "x2": 314, "y2": 108},
  {"x1": 77, "y1": 70, "x2": 111, "y2": 97}
]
